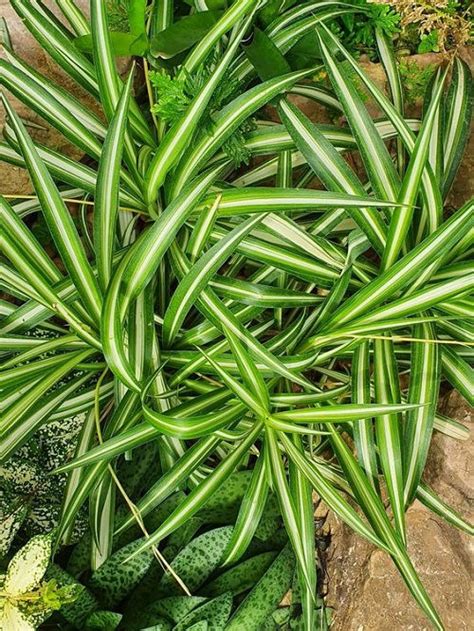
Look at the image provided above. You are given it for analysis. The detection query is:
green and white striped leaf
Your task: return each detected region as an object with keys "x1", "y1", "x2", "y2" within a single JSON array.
[
  {"x1": 162, "y1": 214, "x2": 265, "y2": 346},
  {"x1": 403, "y1": 322, "x2": 440, "y2": 505}
]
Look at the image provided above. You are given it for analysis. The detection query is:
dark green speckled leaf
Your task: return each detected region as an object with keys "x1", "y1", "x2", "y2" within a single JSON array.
[
  {"x1": 124, "y1": 593, "x2": 205, "y2": 630},
  {"x1": 174, "y1": 592, "x2": 233, "y2": 631},
  {"x1": 139, "y1": 618, "x2": 173, "y2": 631},
  {"x1": 166, "y1": 516, "x2": 202, "y2": 550},
  {"x1": 67, "y1": 507, "x2": 138, "y2": 582},
  {"x1": 142, "y1": 595, "x2": 206, "y2": 627},
  {"x1": 45, "y1": 564, "x2": 98, "y2": 628},
  {"x1": 67, "y1": 531, "x2": 93, "y2": 578},
  {"x1": 254, "y1": 494, "x2": 281, "y2": 541},
  {"x1": 226, "y1": 545, "x2": 295, "y2": 631},
  {"x1": 197, "y1": 471, "x2": 252, "y2": 524},
  {"x1": 88, "y1": 538, "x2": 154, "y2": 608},
  {"x1": 121, "y1": 560, "x2": 166, "y2": 627},
  {"x1": 254, "y1": 513, "x2": 282, "y2": 542},
  {"x1": 184, "y1": 622, "x2": 208, "y2": 631},
  {"x1": 117, "y1": 493, "x2": 188, "y2": 551},
  {"x1": 158, "y1": 526, "x2": 233, "y2": 596},
  {"x1": 261, "y1": 618, "x2": 279, "y2": 631},
  {"x1": 200, "y1": 551, "x2": 278, "y2": 597},
  {"x1": 245, "y1": 524, "x2": 288, "y2": 558},
  {"x1": 84, "y1": 609, "x2": 122, "y2": 630},
  {"x1": 117, "y1": 493, "x2": 187, "y2": 552},
  {"x1": 117, "y1": 443, "x2": 159, "y2": 498}
]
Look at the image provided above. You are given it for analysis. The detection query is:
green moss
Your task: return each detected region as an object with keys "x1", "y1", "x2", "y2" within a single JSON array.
[
  {"x1": 150, "y1": 54, "x2": 255, "y2": 167},
  {"x1": 399, "y1": 59, "x2": 438, "y2": 104},
  {"x1": 106, "y1": 0, "x2": 129, "y2": 32}
]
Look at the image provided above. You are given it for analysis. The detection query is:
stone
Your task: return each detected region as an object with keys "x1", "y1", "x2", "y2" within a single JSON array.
[
  {"x1": 325, "y1": 390, "x2": 473, "y2": 630},
  {"x1": 286, "y1": 93, "x2": 333, "y2": 126},
  {"x1": 326, "y1": 504, "x2": 472, "y2": 631},
  {"x1": 424, "y1": 390, "x2": 473, "y2": 523}
]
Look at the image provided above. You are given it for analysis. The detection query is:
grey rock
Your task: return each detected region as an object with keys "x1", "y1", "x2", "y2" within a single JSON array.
[{"x1": 325, "y1": 390, "x2": 473, "y2": 630}]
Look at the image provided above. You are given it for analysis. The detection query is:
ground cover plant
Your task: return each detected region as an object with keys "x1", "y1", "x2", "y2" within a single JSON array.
[{"x1": 0, "y1": 0, "x2": 473, "y2": 629}]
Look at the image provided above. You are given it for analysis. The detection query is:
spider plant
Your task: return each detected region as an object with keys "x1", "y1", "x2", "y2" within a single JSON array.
[{"x1": 0, "y1": 1, "x2": 472, "y2": 630}]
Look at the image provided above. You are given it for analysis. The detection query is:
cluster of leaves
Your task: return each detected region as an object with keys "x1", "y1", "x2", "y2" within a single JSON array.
[
  {"x1": 0, "y1": 534, "x2": 80, "y2": 629},
  {"x1": 330, "y1": 0, "x2": 401, "y2": 58},
  {"x1": 150, "y1": 58, "x2": 254, "y2": 166},
  {"x1": 106, "y1": 0, "x2": 131, "y2": 32},
  {"x1": 0, "y1": 1, "x2": 473, "y2": 630},
  {"x1": 0, "y1": 415, "x2": 86, "y2": 542},
  {"x1": 322, "y1": 0, "x2": 471, "y2": 59},
  {"x1": 1, "y1": 500, "x2": 328, "y2": 630},
  {"x1": 399, "y1": 59, "x2": 438, "y2": 103},
  {"x1": 372, "y1": 0, "x2": 472, "y2": 55},
  {"x1": 0, "y1": 344, "x2": 89, "y2": 544}
]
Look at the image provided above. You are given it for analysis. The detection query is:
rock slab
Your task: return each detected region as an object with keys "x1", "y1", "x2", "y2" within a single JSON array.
[{"x1": 326, "y1": 391, "x2": 473, "y2": 630}]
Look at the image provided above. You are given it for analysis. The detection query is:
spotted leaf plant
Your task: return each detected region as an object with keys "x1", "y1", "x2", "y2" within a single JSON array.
[
  {"x1": 0, "y1": 1, "x2": 473, "y2": 630},
  {"x1": 0, "y1": 534, "x2": 79, "y2": 630}
]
